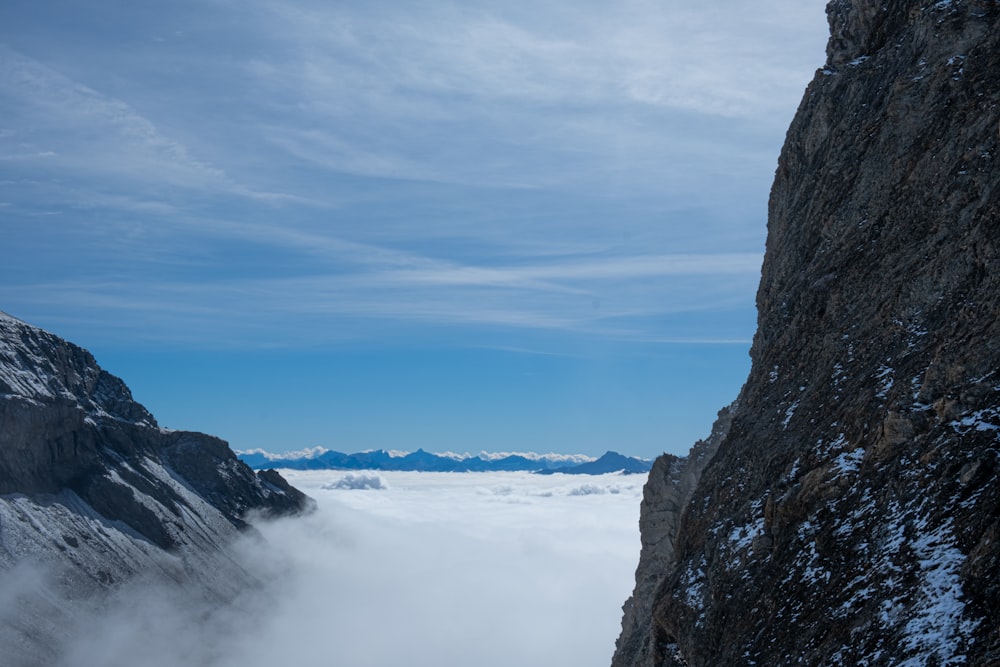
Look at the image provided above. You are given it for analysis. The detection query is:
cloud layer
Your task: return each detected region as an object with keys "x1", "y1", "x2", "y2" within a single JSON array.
[{"x1": 44, "y1": 471, "x2": 643, "y2": 667}]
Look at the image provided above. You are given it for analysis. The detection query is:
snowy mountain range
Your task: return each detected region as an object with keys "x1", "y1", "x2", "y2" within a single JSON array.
[{"x1": 238, "y1": 447, "x2": 652, "y2": 475}]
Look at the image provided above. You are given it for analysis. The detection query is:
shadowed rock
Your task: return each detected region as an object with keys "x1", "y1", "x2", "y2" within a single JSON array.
[{"x1": 614, "y1": 1, "x2": 1000, "y2": 665}]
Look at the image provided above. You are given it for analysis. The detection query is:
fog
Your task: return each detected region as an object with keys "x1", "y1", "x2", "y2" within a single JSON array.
[{"x1": 53, "y1": 471, "x2": 643, "y2": 667}]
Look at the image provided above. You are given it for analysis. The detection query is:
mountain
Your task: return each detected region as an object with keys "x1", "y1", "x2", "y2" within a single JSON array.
[
  {"x1": 614, "y1": 2, "x2": 1000, "y2": 666},
  {"x1": 537, "y1": 451, "x2": 653, "y2": 475},
  {"x1": 0, "y1": 311, "x2": 312, "y2": 665},
  {"x1": 238, "y1": 447, "x2": 651, "y2": 474}
]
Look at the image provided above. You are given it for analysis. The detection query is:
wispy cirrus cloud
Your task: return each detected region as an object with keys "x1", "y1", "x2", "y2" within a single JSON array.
[
  {"x1": 0, "y1": 0, "x2": 823, "y2": 353},
  {"x1": 0, "y1": 248, "x2": 760, "y2": 347},
  {"x1": 0, "y1": 45, "x2": 302, "y2": 208},
  {"x1": 232, "y1": 0, "x2": 826, "y2": 191}
]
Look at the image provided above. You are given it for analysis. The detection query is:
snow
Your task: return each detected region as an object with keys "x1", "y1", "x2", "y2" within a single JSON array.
[
  {"x1": 782, "y1": 399, "x2": 800, "y2": 429},
  {"x1": 681, "y1": 560, "x2": 708, "y2": 612},
  {"x1": 798, "y1": 539, "x2": 831, "y2": 585},
  {"x1": 0, "y1": 345, "x2": 59, "y2": 401},
  {"x1": 473, "y1": 451, "x2": 596, "y2": 464},
  {"x1": 897, "y1": 519, "x2": 978, "y2": 666},
  {"x1": 0, "y1": 455, "x2": 242, "y2": 597},
  {"x1": 950, "y1": 407, "x2": 1000, "y2": 434},
  {"x1": 237, "y1": 446, "x2": 598, "y2": 466},
  {"x1": 785, "y1": 458, "x2": 801, "y2": 482},
  {"x1": 948, "y1": 54, "x2": 967, "y2": 81},
  {"x1": 727, "y1": 517, "x2": 765, "y2": 555},
  {"x1": 0, "y1": 314, "x2": 155, "y2": 428},
  {"x1": 875, "y1": 365, "x2": 894, "y2": 399},
  {"x1": 831, "y1": 363, "x2": 847, "y2": 396},
  {"x1": 831, "y1": 448, "x2": 865, "y2": 477}
]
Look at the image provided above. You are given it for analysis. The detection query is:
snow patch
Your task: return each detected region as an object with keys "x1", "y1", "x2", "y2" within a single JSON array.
[
  {"x1": 898, "y1": 519, "x2": 978, "y2": 666},
  {"x1": 728, "y1": 517, "x2": 765, "y2": 553},
  {"x1": 950, "y1": 407, "x2": 1000, "y2": 434},
  {"x1": 782, "y1": 400, "x2": 800, "y2": 429},
  {"x1": 875, "y1": 365, "x2": 894, "y2": 399},
  {"x1": 832, "y1": 448, "x2": 865, "y2": 477}
]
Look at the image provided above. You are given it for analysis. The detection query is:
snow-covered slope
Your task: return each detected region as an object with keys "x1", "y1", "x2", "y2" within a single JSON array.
[{"x1": 0, "y1": 311, "x2": 311, "y2": 665}]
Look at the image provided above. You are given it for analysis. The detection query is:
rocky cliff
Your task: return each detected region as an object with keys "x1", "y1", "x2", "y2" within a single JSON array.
[
  {"x1": 0, "y1": 311, "x2": 311, "y2": 665},
  {"x1": 614, "y1": 1, "x2": 1000, "y2": 665},
  {"x1": 614, "y1": 403, "x2": 736, "y2": 667}
]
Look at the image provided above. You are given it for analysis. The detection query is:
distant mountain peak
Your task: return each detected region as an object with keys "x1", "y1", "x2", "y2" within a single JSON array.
[{"x1": 237, "y1": 447, "x2": 650, "y2": 475}]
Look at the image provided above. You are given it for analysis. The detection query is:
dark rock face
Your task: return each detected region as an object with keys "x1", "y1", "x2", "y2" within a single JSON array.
[
  {"x1": 0, "y1": 311, "x2": 312, "y2": 663},
  {"x1": 614, "y1": 2, "x2": 1000, "y2": 665},
  {"x1": 0, "y1": 312, "x2": 310, "y2": 542}
]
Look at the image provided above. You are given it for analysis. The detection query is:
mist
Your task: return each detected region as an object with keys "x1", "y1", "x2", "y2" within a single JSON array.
[{"x1": 49, "y1": 471, "x2": 642, "y2": 667}]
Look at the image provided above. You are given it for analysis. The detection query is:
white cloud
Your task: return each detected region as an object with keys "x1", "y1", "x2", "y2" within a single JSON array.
[
  {"x1": 255, "y1": 0, "x2": 823, "y2": 117},
  {"x1": 42, "y1": 471, "x2": 642, "y2": 667},
  {"x1": 238, "y1": 0, "x2": 827, "y2": 189},
  {"x1": 322, "y1": 472, "x2": 389, "y2": 490},
  {"x1": 0, "y1": 246, "x2": 760, "y2": 346}
]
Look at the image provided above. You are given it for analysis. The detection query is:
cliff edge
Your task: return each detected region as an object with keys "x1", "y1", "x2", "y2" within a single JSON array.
[{"x1": 614, "y1": 1, "x2": 1000, "y2": 665}]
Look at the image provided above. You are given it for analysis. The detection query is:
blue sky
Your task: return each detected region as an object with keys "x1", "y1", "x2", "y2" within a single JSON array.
[{"x1": 0, "y1": 1, "x2": 828, "y2": 458}]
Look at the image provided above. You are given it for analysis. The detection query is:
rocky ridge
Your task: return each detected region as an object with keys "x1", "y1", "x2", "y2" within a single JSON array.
[
  {"x1": 614, "y1": 403, "x2": 736, "y2": 667},
  {"x1": 0, "y1": 311, "x2": 311, "y2": 665},
  {"x1": 614, "y1": 1, "x2": 1000, "y2": 665}
]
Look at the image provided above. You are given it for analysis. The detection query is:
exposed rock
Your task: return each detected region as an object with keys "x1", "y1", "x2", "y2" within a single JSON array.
[
  {"x1": 614, "y1": 1, "x2": 1000, "y2": 665},
  {"x1": 613, "y1": 403, "x2": 735, "y2": 667},
  {"x1": 0, "y1": 311, "x2": 312, "y2": 665}
]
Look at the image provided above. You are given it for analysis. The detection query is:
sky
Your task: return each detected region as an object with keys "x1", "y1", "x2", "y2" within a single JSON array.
[
  {"x1": 41, "y1": 471, "x2": 645, "y2": 666},
  {"x1": 0, "y1": 1, "x2": 830, "y2": 458}
]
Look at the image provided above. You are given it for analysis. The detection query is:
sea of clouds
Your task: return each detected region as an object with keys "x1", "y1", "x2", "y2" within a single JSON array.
[{"x1": 49, "y1": 471, "x2": 643, "y2": 667}]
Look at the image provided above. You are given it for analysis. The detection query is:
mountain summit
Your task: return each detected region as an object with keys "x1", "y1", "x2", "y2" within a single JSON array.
[{"x1": 614, "y1": 2, "x2": 1000, "y2": 665}]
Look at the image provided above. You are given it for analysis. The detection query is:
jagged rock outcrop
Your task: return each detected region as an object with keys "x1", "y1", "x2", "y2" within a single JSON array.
[
  {"x1": 0, "y1": 311, "x2": 312, "y2": 665},
  {"x1": 614, "y1": 1, "x2": 1000, "y2": 665},
  {"x1": 613, "y1": 403, "x2": 735, "y2": 667}
]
